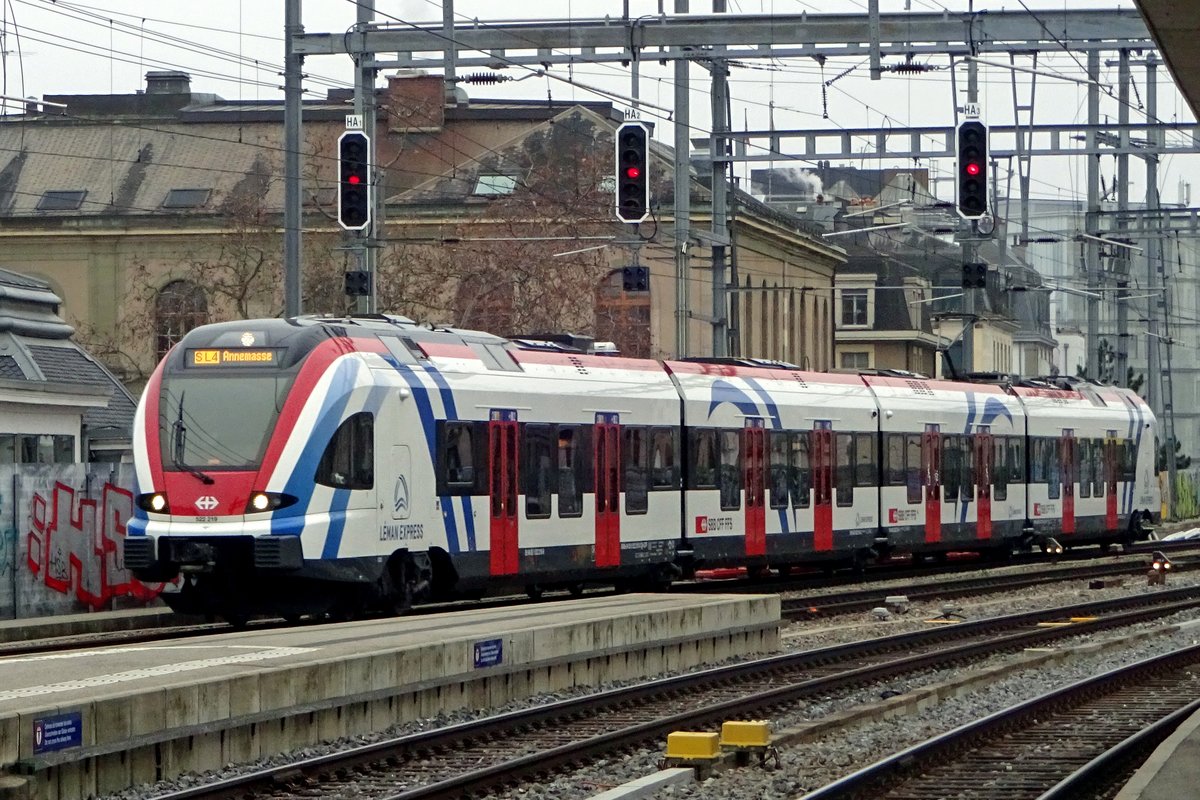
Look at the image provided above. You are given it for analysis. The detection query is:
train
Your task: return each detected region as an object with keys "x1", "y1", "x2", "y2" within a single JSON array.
[{"x1": 123, "y1": 315, "x2": 1161, "y2": 622}]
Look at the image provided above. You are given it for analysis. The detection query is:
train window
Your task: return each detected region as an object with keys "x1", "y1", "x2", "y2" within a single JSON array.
[
  {"x1": 835, "y1": 433, "x2": 854, "y2": 507},
  {"x1": 623, "y1": 427, "x2": 649, "y2": 514},
  {"x1": 1078, "y1": 439, "x2": 1092, "y2": 498},
  {"x1": 1122, "y1": 440, "x2": 1137, "y2": 481},
  {"x1": 556, "y1": 426, "x2": 583, "y2": 518},
  {"x1": 316, "y1": 412, "x2": 374, "y2": 490},
  {"x1": 959, "y1": 436, "x2": 974, "y2": 502},
  {"x1": 689, "y1": 429, "x2": 717, "y2": 489},
  {"x1": 993, "y1": 437, "x2": 1008, "y2": 502},
  {"x1": 650, "y1": 427, "x2": 677, "y2": 489},
  {"x1": 905, "y1": 435, "x2": 922, "y2": 504},
  {"x1": 718, "y1": 429, "x2": 741, "y2": 511},
  {"x1": 769, "y1": 431, "x2": 789, "y2": 510},
  {"x1": 523, "y1": 424, "x2": 554, "y2": 519},
  {"x1": 1046, "y1": 438, "x2": 1062, "y2": 499},
  {"x1": 854, "y1": 432, "x2": 875, "y2": 487},
  {"x1": 1091, "y1": 439, "x2": 1106, "y2": 497},
  {"x1": 439, "y1": 422, "x2": 478, "y2": 494},
  {"x1": 1009, "y1": 437, "x2": 1025, "y2": 484},
  {"x1": 942, "y1": 436, "x2": 960, "y2": 503},
  {"x1": 1029, "y1": 438, "x2": 1045, "y2": 483},
  {"x1": 789, "y1": 432, "x2": 811, "y2": 508},
  {"x1": 884, "y1": 433, "x2": 905, "y2": 486}
]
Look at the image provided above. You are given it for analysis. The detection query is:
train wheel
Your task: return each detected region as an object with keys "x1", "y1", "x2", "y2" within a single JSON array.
[
  {"x1": 568, "y1": 583, "x2": 585, "y2": 598},
  {"x1": 526, "y1": 585, "x2": 545, "y2": 600}
]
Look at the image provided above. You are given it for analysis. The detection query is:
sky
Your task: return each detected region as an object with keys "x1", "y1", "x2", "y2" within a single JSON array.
[{"x1": 1, "y1": 0, "x2": 1197, "y2": 212}]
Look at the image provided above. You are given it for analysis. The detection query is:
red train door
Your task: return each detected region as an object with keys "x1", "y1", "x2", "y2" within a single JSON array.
[
  {"x1": 488, "y1": 411, "x2": 519, "y2": 576},
  {"x1": 812, "y1": 423, "x2": 833, "y2": 551},
  {"x1": 975, "y1": 431, "x2": 993, "y2": 540},
  {"x1": 594, "y1": 413, "x2": 621, "y2": 568},
  {"x1": 1061, "y1": 430, "x2": 1076, "y2": 535},
  {"x1": 1105, "y1": 433, "x2": 1119, "y2": 531},
  {"x1": 923, "y1": 425, "x2": 942, "y2": 543},
  {"x1": 743, "y1": 421, "x2": 766, "y2": 557}
]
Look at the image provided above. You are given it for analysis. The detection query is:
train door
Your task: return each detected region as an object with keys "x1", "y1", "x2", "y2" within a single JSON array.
[
  {"x1": 743, "y1": 420, "x2": 766, "y2": 557},
  {"x1": 922, "y1": 424, "x2": 942, "y2": 544},
  {"x1": 594, "y1": 413, "x2": 621, "y2": 568},
  {"x1": 975, "y1": 430, "x2": 992, "y2": 540},
  {"x1": 811, "y1": 422, "x2": 833, "y2": 551},
  {"x1": 1060, "y1": 430, "x2": 1076, "y2": 535},
  {"x1": 488, "y1": 410, "x2": 519, "y2": 576},
  {"x1": 1105, "y1": 432, "x2": 1119, "y2": 531}
]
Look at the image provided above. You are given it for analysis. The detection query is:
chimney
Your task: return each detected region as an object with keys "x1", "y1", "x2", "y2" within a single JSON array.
[
  {"x1": 385, "y1": 71, "x2": 445, "y2": 133},
  {"x1": 145, "y1": 71, "x2": 192, "y2": 95}
]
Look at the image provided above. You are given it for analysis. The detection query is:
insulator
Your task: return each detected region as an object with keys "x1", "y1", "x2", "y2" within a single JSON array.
[{"x1": 463, "y1": 72, "x2": 510, "y2": 85}]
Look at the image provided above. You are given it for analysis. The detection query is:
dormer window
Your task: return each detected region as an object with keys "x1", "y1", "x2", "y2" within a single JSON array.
[
  {"x1": 162, "y1": 188, "x2": 211, "y2": 209},
  {"x1": 37, "y1": 191, "x2": 86, "y2": 211},
  {"x1": 473, "y1": 175, "x2": 517, "y2": 196}
]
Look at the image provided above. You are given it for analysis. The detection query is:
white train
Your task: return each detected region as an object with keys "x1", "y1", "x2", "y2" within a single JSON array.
[{"x1": 123, "y1": 316, "x2": 1161, "y2": 621}]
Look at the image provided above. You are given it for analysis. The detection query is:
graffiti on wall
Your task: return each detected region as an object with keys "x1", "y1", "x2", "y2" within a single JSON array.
[{"x1": 24, "y1": 479, "x2": 166, "y2": 609}]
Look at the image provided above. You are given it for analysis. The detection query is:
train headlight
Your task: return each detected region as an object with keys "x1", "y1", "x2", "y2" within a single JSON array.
[
  {"x1": 136, "y1": 492, "x2": 169, "y2": 513},
  {"x1": 247, "y1": 492, "x2": 296, "y2": 513}
]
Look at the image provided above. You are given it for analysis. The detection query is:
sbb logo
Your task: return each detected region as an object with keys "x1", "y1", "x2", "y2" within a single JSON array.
[{"x1": 695, "y1": 516, "x2": 708, "y2": 534}]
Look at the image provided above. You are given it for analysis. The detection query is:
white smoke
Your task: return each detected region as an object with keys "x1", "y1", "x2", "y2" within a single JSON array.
[{"x1": 781, "y1": 168, "x2": 823, "y2": 199}]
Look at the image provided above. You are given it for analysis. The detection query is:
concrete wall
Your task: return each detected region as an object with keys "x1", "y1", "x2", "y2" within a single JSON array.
[{"x1": 0, "y1": 463, "x2": 163, "y2": 620}]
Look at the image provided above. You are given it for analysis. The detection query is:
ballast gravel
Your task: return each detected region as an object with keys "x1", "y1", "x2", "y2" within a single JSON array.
[{"x1": 99, "y1": 567, "x2": 1200, "y2": 800}]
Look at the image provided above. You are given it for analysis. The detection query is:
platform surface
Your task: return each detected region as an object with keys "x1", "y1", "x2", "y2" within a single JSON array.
[
  {"x1": 0, "y1": 593, "x2": 774, "y2": 713},
  {"x1": 1115, "y1": 705, "x2": 1200, "y2": 800}
]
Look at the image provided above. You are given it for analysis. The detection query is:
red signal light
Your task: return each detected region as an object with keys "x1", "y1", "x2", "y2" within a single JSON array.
[
  {"x1": 348, "y1": 175, "x2": 361, "y2": 185},
  {"x1": 625, "y1": 166, "x2": 641, "y2": 179},
  {"x1": 965, "y1": 162, "x2": 981, "y2": 176}
]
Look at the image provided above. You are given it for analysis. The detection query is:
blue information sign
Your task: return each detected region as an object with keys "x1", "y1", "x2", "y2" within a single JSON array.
[
  {"x1": 473, "y1": 638, "x2": 503, "y2": 668},
  {"x1": 33, "y1": 711, "x2": 82, "y2": 754}
]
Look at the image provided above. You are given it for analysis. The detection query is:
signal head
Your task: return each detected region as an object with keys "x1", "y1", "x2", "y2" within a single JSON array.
[
  {"x1": 955, "y1": 119, "x2": 989, "y2": 219},
  {"x1": 614, "y1": 121, "x2": 650, "y2": 224}
]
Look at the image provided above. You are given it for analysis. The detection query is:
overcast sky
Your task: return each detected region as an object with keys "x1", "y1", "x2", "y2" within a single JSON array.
[{"x1": 2, "y1": 0, "x2": 1196, "y2": 210}]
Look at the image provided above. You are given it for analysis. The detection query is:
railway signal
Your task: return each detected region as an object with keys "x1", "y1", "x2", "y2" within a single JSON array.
[
  {"x1": 338, "y1": 131, "x2": 372, "y2": 230},
  {"x1": 344, "y1": 270, "x2": 370, "y2": 296},
  {"x1": 955, "y1": 120, "x2": 988, "y2": 218},
  {"x1": 614, "y1": 121, "x2": 650, "y2": 223},
  {"x1": 622, "y1": 266, "x2": 649, "y2": 292},
  {"x1": 962, "y1": 262, "x2": 987, "y2": 289}
]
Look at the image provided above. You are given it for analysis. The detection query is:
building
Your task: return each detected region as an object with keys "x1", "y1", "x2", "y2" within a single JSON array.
[
  {"x1": 0, "y1": 269, "x2": 135, "y2": 462},
  {"x1": 0, "y1": 71, "x2": 843, "y2": 384}
]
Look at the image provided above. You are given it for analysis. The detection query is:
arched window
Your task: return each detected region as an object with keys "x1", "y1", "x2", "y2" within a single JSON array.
[{"x1": 155, "y1": 280, "x2": 208, "y2": 362}]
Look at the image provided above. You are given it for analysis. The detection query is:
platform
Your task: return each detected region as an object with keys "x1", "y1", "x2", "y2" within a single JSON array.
[
  {"x1": 0, "y1": 608, "x2": 187, "y2": 644},
  {"x1": 0, "y1": 593, "x2": 779, "y2": 800},
  {"x1": 1115, "y1": 704, "x2": 1200, "y2": 800}
]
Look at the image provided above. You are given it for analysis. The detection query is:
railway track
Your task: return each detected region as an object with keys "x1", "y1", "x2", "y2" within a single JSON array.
[
  {"x1": 780, "y1": 558, "x2": 1186, "y2": 618},
  {"x1": 5, "y1": 551, "x2": 1192, "y2": 658},
  {"x1": 800, "y1": 644, "x2": 1200, "y2": 800},
  {"x1": 145, "y1": 585, "x2": 1200, "y2": 800}
]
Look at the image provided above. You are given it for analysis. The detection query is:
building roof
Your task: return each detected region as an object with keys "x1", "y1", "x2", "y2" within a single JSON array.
[
  {"x1": 0, "y1": 268, "x2": 135, "y2": 443},
  {"x1": 1, "y1": 73, "x2": 628, "y2": 221}
]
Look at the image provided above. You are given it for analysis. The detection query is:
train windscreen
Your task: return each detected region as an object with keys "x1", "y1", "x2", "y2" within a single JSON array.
[{"x1": 159, "y1": 375, "x2": 290, "y2": 469}]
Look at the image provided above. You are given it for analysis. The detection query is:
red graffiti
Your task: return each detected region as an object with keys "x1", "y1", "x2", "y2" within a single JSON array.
[{"x1": 25, "y1": 481, "x2": 166, "y2": 608}]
